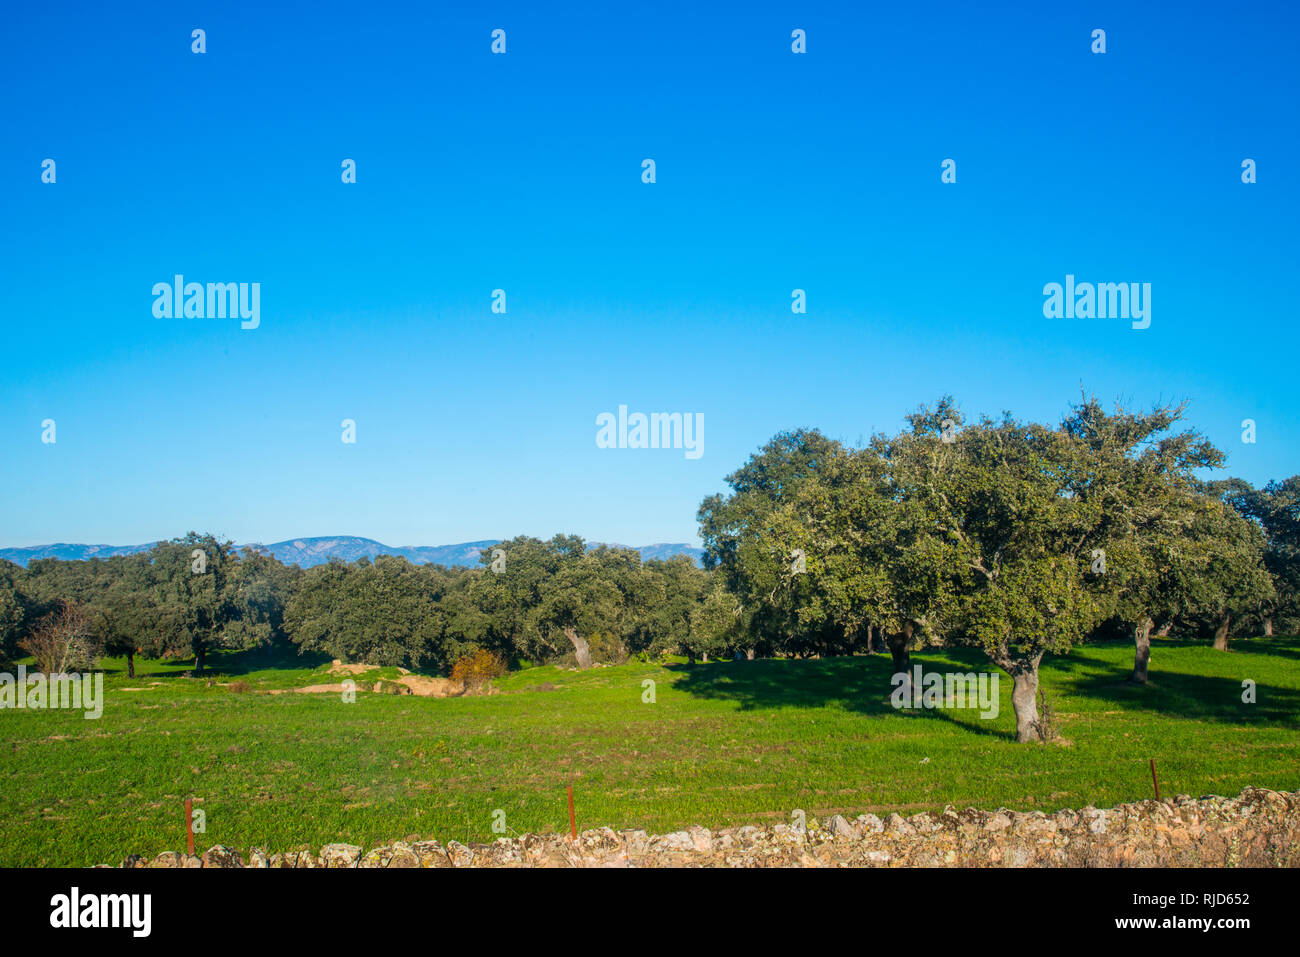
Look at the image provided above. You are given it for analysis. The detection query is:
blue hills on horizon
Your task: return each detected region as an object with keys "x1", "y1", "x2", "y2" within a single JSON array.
[{"x1": 0, "y1": 536, "x2": 705, "y2": 569}]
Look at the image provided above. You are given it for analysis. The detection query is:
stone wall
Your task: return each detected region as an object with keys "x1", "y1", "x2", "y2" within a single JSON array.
[{"x1": 112, "y1": 787, "x2": 1300, "y2": 868}]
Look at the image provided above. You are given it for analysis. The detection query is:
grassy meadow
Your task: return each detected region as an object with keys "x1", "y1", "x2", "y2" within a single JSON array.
[{"x1": 2, "y1": 638, "x2": 1298, "y2": 866}]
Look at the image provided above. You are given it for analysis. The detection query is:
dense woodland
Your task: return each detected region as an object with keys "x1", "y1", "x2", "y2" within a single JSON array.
[{"x1": 2, "y1": 396, "x2": 1297, "y2": 742}]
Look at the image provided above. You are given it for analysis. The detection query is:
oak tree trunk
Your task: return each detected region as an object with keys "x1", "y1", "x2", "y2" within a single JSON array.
[
  {"x1": 996, "y1": 653, "x2": 1044, "y2": 743},
  {"x1": 1263, "y1": 617, "x2": 1274, "y2": 637},
  {"x1": 1155, "y1": 621, "x2": 1172, "y2": 637},
  {"x1": 887, "y1": 635, "x2": 910, "y2": 675},
  {"x1": 194, "y1": 647, "x2": 207, "y2": 675},
  {"x1": 1132, "y1": 617, "x2": 1153, "y2": 684},
  {"x1": 1011, "y1": 665, "x2": 1041, "y2": 743},
  {"x1": 887, "y1": 621, "x2": 915, "y2": 695},
  {"x1": 1212, "y1": 614, "x2": 1231, "y2": 651},
  {"x1": 562, "y1": 626, "x2": 592, "y2": 669},
  {"x1": 746, "y1": 648, "x2": 755, "y2": 660},
  {"x1": 126, "y1": 650, "x2": 135, "y2": 679}
]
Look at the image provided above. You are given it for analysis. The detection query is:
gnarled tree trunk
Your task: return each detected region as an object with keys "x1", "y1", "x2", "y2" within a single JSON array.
[
  {"x1": 997, "y1": 653, "x2": 1044, "y2": 743},
  {"x1": 126, "y1": 650, "x2": 136, "y2": 679},
  {"x1": 1212, "y1": 614, "x2": 1231, "y2": 651},
  {"x1": 1263, "y1": 617, "x2": 1273, "y2": 637},
  {"x1": 886, "y1": 621, "x2": 915, "y2": 695},
  {"x1": 1132, "y1": 616, "x2": 1153, "y2": 684},
  {"x1": 562, "y1": 626, "x2": 592, "y2": 669},
  {"x1": 1155, "y1": 621, "x2": 1172, "y2": 637},
  {"x1": 194, "y1": 647, "x2": 207, "y2": 675}
]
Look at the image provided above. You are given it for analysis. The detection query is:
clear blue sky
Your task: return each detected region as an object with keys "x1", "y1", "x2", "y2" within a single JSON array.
[{"x1": 2, "y1": 1, "x2": 1297, "y2": 549}]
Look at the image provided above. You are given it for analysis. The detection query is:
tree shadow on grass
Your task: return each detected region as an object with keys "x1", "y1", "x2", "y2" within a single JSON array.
[
  {"x1": 204, "y1": 647, "x2": 334, "y2": 677},
  {"x1": 665, "y1": 650, "x2": 1013, "y2": 740},
  {"x1": 106, "y1": 646, "x2": 333, "y2": 679},
  {"x1": 665, "y1": 655, "x2": 889, "y2": 712},
  {"x1": 1222, "y1": 636, "x2": 1300, "y2": 662},
  {"x1": 1056, "y1": 662, "x2": 1300, "y2": 729},
  {"x1": 667, "y1": 642, "x2": 1300, "y2": 740}
]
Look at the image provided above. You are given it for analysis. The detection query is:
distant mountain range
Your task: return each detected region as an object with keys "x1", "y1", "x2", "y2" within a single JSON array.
[{"x1": 0, "y1": 536, "x2": 705, "y2": 569}]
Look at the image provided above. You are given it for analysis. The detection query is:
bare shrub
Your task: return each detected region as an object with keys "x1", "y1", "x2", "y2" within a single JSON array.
[{"x1": 19, "y1": 601, "x2": 101, "y2": 674}]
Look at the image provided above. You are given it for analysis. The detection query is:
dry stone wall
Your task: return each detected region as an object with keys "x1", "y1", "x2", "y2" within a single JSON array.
[{"x1": 110, "y1": 787, "x2": 1300, "y2": 868}]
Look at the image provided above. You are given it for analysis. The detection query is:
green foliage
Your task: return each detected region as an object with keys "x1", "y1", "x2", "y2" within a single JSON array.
[
  {"x1": 470, "y1": 536, "x2": 708, "y2": 668},
  {"x1": 0, "y1": 559, "x2": 27, "y2": 666},
  {"x1": 282, "y1": 555, "x2": 446, "y2": 668},
  {"x1": 10, "y1": 533, "x2": 715, "y2": 677},
  {"x1": 686, "y1": 576, "x2": 744, "y2": 660},
  {"x1": 1217, "y1": 476, "x2": 1300, "y2": 634},
  {"x1": 699, "y1": 428, "x2": 857, "y2": 658}
]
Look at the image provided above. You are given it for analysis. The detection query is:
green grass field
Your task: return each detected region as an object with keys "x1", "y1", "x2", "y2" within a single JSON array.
[{"x1": 2, "y1": 638, "x2": 1298, "y2": 866}]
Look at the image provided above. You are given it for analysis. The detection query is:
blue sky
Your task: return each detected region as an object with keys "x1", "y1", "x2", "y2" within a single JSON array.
[{"x1": 2, "y1": 1, "x2": 1297, "y2": 549}]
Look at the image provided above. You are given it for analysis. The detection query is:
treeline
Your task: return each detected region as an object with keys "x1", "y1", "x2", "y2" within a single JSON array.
[
  {"x1": 0, "y1": 533, "x2": 721, "y2": 677},
  {"x1": 698, "y1": 396, "x2": 1299, "y2": 739},
  {"x1": 0, "y1": 396, "x2": 1296, "y2": 743}
]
